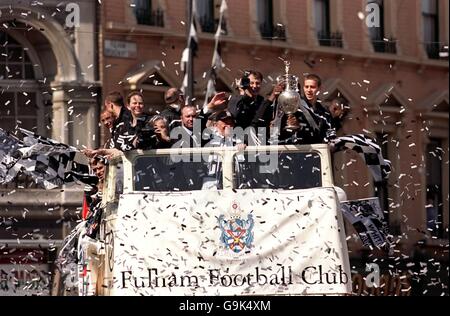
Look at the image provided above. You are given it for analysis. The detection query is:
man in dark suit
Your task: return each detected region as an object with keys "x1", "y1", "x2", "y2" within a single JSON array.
[
  {"x1": 170, "y1": 92, "x2": 228, "y2": 148},
  {"x1": 174, "y1": 105, "x2": 202, "y2": 148}
]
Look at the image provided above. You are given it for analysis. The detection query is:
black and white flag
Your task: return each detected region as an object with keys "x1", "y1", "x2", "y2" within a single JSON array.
[
  {"x1": 180, "y1": 0, "x2": 198, "y2": 103},
  {"x1": 65, "y1": 161, "x2": 99, "y2": 187},
  {"x1": 0, "y1": 128, "x2": 91, "y2": 190},
  {"x1": 204, "y1": 0, "x2": 228, "y2": 108},
  {"x1": 0, "y1": 128, "x2": 24, "y2": 184},
  {"x1": 1, "y1": 128, "x2": 95, "y2": 190},
  {"x1": 17, "y1": 129, "x2": 78, "y2": 189},
  {"x1": 341, "y1": 198, "x2": 392, "y2": 252},
  {"x1": 331, "y1": 134, "x2": 391, "y2": 182},
  {"x1": 19, "y1": 128, "x2": 77, "y2": 157}
]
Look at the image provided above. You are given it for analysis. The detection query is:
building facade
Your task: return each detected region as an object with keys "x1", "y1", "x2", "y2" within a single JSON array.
[
  {"x1": 100, "y1": 0, "x2": 448, "y2": 295},
  {"x1": 0, "y1": 0, "x2": 99, "y2": 295}
]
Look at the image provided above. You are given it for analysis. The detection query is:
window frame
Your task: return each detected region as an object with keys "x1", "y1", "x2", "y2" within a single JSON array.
[
  {"x1": 421, "y1": 0, "x2": 441, "y2": 59},
  {"x1": 132, "y1": 0, "x2": 165, "y2": 27},
  {"x1": 425, "y1": 138, "x2": 445, "y2": 238},
  {"x1": 232, "y1": 150, "x2": 323, "y2": 191},
  {"x1": 132, "y1": 151, "x2": 227, "y2": 192}
]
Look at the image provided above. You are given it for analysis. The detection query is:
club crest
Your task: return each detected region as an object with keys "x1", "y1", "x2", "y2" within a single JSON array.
[{"x1": 218, "y1": 212, "x2": 254, "y2": 254}]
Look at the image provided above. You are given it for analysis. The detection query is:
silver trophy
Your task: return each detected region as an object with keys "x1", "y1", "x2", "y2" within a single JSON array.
[{"x1": 276, "y1": 61, "x2": 300, "y2": 130}]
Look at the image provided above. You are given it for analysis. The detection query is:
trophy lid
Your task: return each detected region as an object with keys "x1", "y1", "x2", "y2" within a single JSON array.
[
  {"x1": 284, "y1": 60, "x2": 291, "y2": 75},
  {"x1": 277, "y1": 61, "x2": 298, "y2": 89}
]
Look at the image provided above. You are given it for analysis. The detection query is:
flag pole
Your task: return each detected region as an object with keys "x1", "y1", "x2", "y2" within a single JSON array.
[{"x1": 186, "y1": 0, "x2": 194, "y2": 105}]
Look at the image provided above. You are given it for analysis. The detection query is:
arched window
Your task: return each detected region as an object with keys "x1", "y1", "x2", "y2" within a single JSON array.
[
  {"x1": 0, "y1": 30, "x2": 44, "y2": 189},
  {"x1": 0, "y1": 31, "x2": 42, "y2": 133}
]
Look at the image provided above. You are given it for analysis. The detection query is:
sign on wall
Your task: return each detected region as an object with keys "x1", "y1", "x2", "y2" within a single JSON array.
[{"x1": 104, "y1": 40, "x2": 137, "y2": 58}]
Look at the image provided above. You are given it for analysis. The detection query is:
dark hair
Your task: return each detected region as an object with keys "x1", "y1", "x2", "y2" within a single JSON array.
[
  {"x1": 209, "y1": 110, "x2": 234, "y2": 122},
  {"x1": 164, "y1": 88, "x2": 183, "y2": 104},
  {"x1": 247, "y1": 70, "x2": 263, "y2": 81},
  {"x1": 89, "y1": 156, "x2": 107, "y2": 167},
  {"x1": 105, "y1": 91, "x2": 125, "y2": 108},
  {"x1": 304, "y1": 74, "x2": 322, "y2": 88},
  {"x1": 126, "y1": 91, "x2": 144, "y2": 105}
]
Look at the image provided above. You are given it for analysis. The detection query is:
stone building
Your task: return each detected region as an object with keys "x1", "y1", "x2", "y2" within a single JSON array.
[{"x1": 0, "y1": 0, "x2": 99, "y2": 295}]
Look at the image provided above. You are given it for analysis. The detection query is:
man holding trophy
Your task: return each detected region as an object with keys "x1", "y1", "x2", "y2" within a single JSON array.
[{"x1": 264, "y1": 61, "x2": 331, "y2": 145}]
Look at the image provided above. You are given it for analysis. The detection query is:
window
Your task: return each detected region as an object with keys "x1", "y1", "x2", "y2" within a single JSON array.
[
  {"x1": 315, "y1": 0, "x2": 342, "y2": 47},
  {"x1": 196, "y1": 0, "x2": 215, "y2": 33},
  {"x1": 0, "y1": 91, "x2": 38, "y2": 132},
  {"x1": 426, "y1": 139, "x2": 444, "y2": 238},
  {"x1": 115, "y1": 163, "x2": 124, "y2": 200},
  {"x1": 367, "y1": 0, "x2": 396, "y2": 53},
  {"x1": 234, "y1": 152, "x2": 322, "y2": 190},
  {"x1": 134, "y1": 154, "x2": 224, "y2": 191},
  {"x1": 0, "y1": 32, "x2": 34, "y2": 80},
  {"x1": 257, "y1": 0, "x2": 285, "y2": 40},
  {"x1": 0, "y1": 31, "x2": 42, "y2": 189},
  {"x1": 196, "y1": 0, "x2": 227, "y2": 34},
  {"x1": 133, "y1": 0, "x2": 164, "y2": 27},
  {"x1": 422, "y1": 0, "x2": 440, "y2": 59}
]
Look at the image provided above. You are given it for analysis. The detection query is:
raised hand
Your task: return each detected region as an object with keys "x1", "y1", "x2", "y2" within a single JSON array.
[
  {"x1": 268, "y1": 82, "x2": 285, "y2": 102},
  {"x1": 207, "y1": 92, "x2": 228, "y2": 111},
  {"x1": 155, "y1": 127, "x2": 170, "y2": 142}
]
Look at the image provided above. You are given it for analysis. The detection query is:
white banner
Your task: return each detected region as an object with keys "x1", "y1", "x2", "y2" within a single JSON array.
[{"x1": 103, "y1": 187, "x2": 351, "y2": 295}]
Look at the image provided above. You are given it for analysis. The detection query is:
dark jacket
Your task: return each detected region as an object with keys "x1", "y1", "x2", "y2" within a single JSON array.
[
  {"x1": 277, "y1": 99, "x2": 330, "y2": 145},
  {"x1": 228, "y1": 94, "x2": 265, "y2": 130},
  {"x1": 170, "y1": 111, "x2": 211, "y2": 148},
  {"x1": 161, "y1": 106, "x2": 181, "y2": 128},
  {"x1": 110, "y1": 107, "x2": 133, "y2": 151},
  {"x1": 306, "y1": 99, "x2": 333, "y2": 133}
]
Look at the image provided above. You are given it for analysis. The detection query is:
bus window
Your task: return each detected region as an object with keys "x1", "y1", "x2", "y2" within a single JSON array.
[
  {"x1": 134, "y1": 154, "x2": 224, "y2": 191},
  {"x1": 233, "y1": 151, "x2": 322, "y2": 190}
]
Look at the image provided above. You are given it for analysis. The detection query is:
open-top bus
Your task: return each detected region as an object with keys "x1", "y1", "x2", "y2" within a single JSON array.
[{"x1": 87, "y1": 145, "x2": 352, "y2": 296}]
